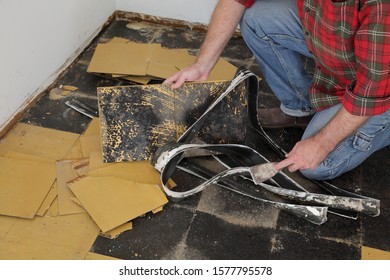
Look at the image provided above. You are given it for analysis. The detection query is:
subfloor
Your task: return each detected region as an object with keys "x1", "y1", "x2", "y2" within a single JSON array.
[{"x1": 3, "y1": 15, "x2": 390, "y2": 260}]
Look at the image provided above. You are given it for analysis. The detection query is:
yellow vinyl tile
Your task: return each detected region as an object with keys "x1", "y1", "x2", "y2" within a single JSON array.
[
  {"x1": 83, "y1": 117, "x2": 101, "y2": 136},
  {"x1": 0, "y1": 123, "x2": 79, "y2": 160},
  {"x1": 56, "y1": 159, "x2": 87, "y2": 215},
  {"x1": 101, "y1": 222, "x2": 133, "y2": 239},
  {"x1": 68, "y1": 176, "x2": 168, "y2": 233},
  {"x1": 0, "y1": 213, "x2": 100, "y2": 260},
  {"x1": 362, "y1": 246, "x2": 390, "y2": 260},
  {"x1": 36, "y1": 181, "x2": 58, "y2": 217},
  {"x1": 84, "y1": 252, "x2": 120, "y2": 260},
  {"x1": 0, "y1": 156, "x2": 56, "y2": 219},
  {"x1": 87, "y1": 160, "x2": 174, "y2": 188},
  {"x1": 0, "y1": 216, "x2": 18, "y2": 240}
]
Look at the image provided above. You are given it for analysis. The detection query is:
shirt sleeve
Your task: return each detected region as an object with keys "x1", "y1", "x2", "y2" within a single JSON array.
[
  {"x1": 342, "y1": 1, "x2": 390, "y2": 116},
  {"x1": 235, "y1": 0, "x2": 255, "y2": 8}
]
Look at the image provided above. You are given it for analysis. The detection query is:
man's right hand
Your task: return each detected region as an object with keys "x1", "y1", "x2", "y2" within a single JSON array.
[
  {"x1": 163, "y1": 0, "x2": 247, "y2": 89},
  {"x1": 163, "y1": 63, "x2": 209, "y2": 89}
]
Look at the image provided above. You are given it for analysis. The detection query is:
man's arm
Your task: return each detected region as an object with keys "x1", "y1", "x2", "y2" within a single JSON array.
[
  {"x1": 163, "y1": 0, "x2": 246, "y2": 89},
  {"x1": 274, "y1": 107, "x2": 369, "y2": 172},
  {"x1": 275, "y1": 1, "x2": 390, "y2": 173}
]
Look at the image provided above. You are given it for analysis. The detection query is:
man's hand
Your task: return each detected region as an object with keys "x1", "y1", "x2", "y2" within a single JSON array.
[
  {"x1": 274, "y1": 136, "x2": 330, "y2": 172},
  {"x1": 163, "y1": 63, "x2": 209, "y2": 89},
  {"x1": 163, "y1": 0, "x2": 246, "y2": 89},
  {"x1": 274, "y1": 106, "x2": 369, "y2": 173}
]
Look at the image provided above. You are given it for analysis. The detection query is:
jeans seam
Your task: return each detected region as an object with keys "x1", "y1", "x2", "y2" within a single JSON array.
[
  {"x1": 267, "y1": 37, "x2": 309, "y2": 106},
  {"x1": 324, "y1": 138, "x2": 352, "y2": 168}
]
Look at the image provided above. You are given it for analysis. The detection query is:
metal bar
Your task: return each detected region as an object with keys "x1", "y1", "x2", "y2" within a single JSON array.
[{"x1": 65, "y1": 101, "x2": 95, "y2": 119}]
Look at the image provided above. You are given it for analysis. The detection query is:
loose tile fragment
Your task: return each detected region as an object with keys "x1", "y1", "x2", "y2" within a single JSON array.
[
  {"x1": 100, "y1": 222, "x2": 133, "y2": 239},
  {"x1": 0, "y1": 213, "x2": 100, "y2": 260},
  {"x1": 68, "y1": 176, "x2": 168, "y2": 233},
  {"x1": 84, "y1": 252, "x2": 121, "y2": 260},
  {"x1": 0, "y1": 123, "x2": 80, "y2": 160},
  {"x1": 362, "y1": 246, "x2": 390, "y2": 260},
  {"x1": 0, "y1": 156, "x2": 56, "y2": 219},
  {"x1": 56, "y1": 159, "x2": 88, "y2": 215}
]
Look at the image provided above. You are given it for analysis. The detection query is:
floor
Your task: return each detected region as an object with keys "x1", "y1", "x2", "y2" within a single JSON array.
[{"x1": 7, "y1": 15, "x2": 390, "y2": 259}]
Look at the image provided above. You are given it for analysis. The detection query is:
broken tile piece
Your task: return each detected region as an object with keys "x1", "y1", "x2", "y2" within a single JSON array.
[
  {"x1": 84, "y1": 252, "x2": 120, "y2": 260},
  {"x1": 36, "y1": 182, "x2": 58, "y2": 217},
  {"x1": 68, "y1": 176, "x2": 168, "y2": 233},
  {"x1": 79, "y1": 134, "x2": 101, "y2": 158},
  {"x1": 4, "y1": 151, "x2": 54, "y2": 163},
  {"x1": 87, "y1": 160, "x2": 173, "y2": 187},
  {"x1": 0, "y1": 213, "x2": 100, "y2": 260},
  {"x1": 100, "y1": 222, "x2": 133, "y2": 239},
  {"x1": 87, "y1": 43, "x2": 152, "y2": 76},
  {"x1": 0, "y1": 123, "x2": 80, "y2": 160},
  {"x1": 2, "y1": 151, "x2": 58, "y2": 217},
  {"x1": 362, "y1": 246, "x2": 390, "y2": 260},
  {"x1": 117, "y1": 75, "x2": 152, "y2": 84},
  {"x1": 87, "y1": 39, "x2": 236, "y2": 81},
  {"x1": 3, "y1": 151, "x2": 59, "y2": 216},
  {"x1": 0, "y1": 216, "x2": 18, "y2": 239},
  {"x1": 63, "y1": 138, "x2": 83, "y2": 159},
  {"x1": 176, "y1": 57, "x2": 237, "y2": 82},
  {"x1": 88, "y1": 150, "x2": 114, "y2": 171},
  {"x1": 71, "y1": 158, "x2": 89, "y2": 177},
  {"x1": 83, "y1": 117, "x2": 101, "y2": 136},
  {"x1": 152, "y1": 206, "x2": 164, "y2": 214},
  {"x1": 45, "y1": 197, "x2": 59, "y2": 217},
  {"x1": 0, "y1": 156, "x2": 56, "y2": 219},
  {"x1": 56, "y1": 159, "x2": 88, "y2": 215}
]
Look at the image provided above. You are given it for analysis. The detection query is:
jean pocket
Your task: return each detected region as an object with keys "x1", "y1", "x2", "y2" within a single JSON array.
[{"x1": 353, "y1": 131, "x2": 373, "y2": 151}]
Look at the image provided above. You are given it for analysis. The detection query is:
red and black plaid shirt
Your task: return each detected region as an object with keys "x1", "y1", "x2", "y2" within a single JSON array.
[{"x1": 239, "y1": 0, "x2": 390, "y2": 116}]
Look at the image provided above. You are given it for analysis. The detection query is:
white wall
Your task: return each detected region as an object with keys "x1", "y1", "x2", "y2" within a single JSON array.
[
  {"x1": 0, "y1": 0, "x2": 115, "y2": 131},
  {"x1": 116, "y1": 0, "x2": 218, "y2": 24},
  {"x1": 0, "y1": 0, "x2": 218, "y2": 132}
]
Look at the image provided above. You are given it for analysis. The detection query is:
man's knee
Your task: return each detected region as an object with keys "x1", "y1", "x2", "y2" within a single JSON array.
[
  {"x1": 300, "y1": 160, "x2": 354, "y2": 180},
  {"x1": 300, "y1": 166, "x2": 336, "y2": 181},
  {"x1": 240, "y1": 0, "x2": 300, "y2": 39}
]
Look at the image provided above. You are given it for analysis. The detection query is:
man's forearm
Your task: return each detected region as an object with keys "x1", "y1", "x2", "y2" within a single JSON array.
[
  {"x1": 195, "y1": 0, "x2": 246, "y2": 74},
  {"x1": 313, "y1": 106, "x2": 369, "y2": 154}
]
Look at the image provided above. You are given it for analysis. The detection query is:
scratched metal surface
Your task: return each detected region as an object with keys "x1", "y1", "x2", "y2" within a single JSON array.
[{"x1": 97, "y1": 81, "x2": 247, "y2": 162}]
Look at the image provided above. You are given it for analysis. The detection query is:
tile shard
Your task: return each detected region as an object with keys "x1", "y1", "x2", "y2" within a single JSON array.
[
  {"x1": 0, "y1": 156, "x2": 56, "y2": 219},
  {"x1": 56, "y1": 159, "x2": 88, "y2": 215},
  {"x1": 68, "y1": 176, "x2": 168, "y2": 233}
]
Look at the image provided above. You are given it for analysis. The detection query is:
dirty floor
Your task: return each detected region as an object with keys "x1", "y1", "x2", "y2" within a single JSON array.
[{"x1": 9, "y1": 15, "x2": 390, "y2": 259}]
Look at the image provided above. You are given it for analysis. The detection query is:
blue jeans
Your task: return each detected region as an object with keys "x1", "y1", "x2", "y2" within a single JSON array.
[
  {"x1": 240, "y1": 0, "x2": 313, "y2": 117},
  {"x1": 240, "y1": 0, "x2": 390, "y2": 180},
  {"x1": 301, "y1": 104, "x2": 390, "y2": 180}
]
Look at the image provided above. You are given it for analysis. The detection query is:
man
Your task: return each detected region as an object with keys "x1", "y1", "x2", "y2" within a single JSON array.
[{"x1": 164, "y1": 0, "x2": 390, "y2": 180}]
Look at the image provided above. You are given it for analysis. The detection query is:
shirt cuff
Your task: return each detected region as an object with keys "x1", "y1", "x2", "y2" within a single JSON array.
[
  {"x1": 342, "y1": 87, "x2": 390, "y2": 116},
  {"x1": 235, "y1": 0, "x2": 255, "y2": 8}
]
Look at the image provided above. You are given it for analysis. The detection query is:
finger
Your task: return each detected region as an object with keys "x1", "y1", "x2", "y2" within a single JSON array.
[
  {"x1": 285, "y1": 145, "x2": 298, "y2": 158},
  {"x1": 163, "y1": 73, "x2": 179, "y2": 85},
  {"x1": 171, "y1": 75, "x2": 187, "y2": 89},
  {"x1": 274, "y1": 157, "x2": 294, "y2": 171},
  {"x1": 288, "y1": 163, "x2": 300, "y2": 173}
]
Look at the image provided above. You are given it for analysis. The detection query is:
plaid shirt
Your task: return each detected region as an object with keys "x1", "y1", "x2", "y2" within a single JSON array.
[{"x1": 239, "y1": 0, "x2": 390, "y2": 116}]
